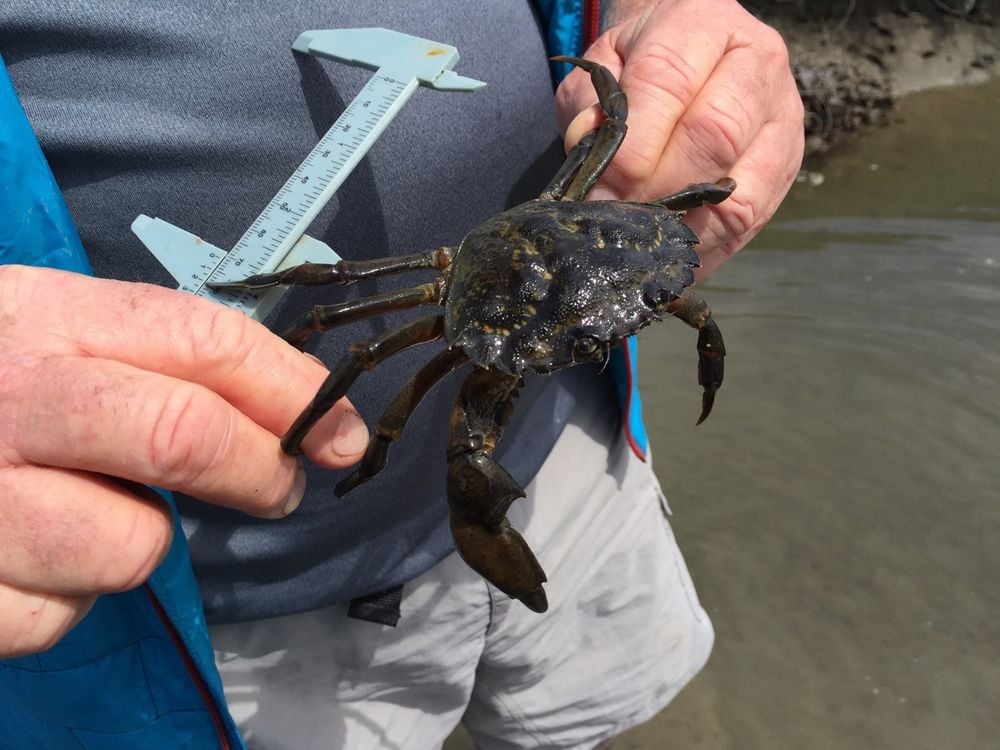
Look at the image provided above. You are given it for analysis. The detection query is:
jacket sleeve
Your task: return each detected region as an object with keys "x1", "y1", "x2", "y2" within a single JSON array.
[
  {"x1": 0, "y1": 54, "x2": 93, "y2": 274},
  {"x1": 0, "y1": 57, "x2": 243, "y2": 750}
]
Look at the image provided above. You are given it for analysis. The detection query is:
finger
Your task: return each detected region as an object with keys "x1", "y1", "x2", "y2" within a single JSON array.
[
  {"x1": 0, "y1": 465, "x2": 173, "y2": 595},
  {"x1": 4, "y1": 267, "x2": 368, "y2": 466},
  {"x1": 590, "y1": 14, "x2": 731, "y2": 197},
  {"x1": 637, "y1": 35, "x2": 797, "y2": 271},
  {"x1": 0, "y1": 580, "x2": 94, "y2": 658},
  {"x1": 685, "y1": 114, "x2": 804, "y2": 278},
  {"x1": 2, "y1": 355, "x2": 306, "y2": 518},
  {"x1": 556, "y1": 20, "x2": 726, "y2": 197},
  {"x1": 556, "y1": 2, "x2": 794, "y2": 205},
  {"x1": 634, "y1": 41, "x2": 780, "y2": 202}
]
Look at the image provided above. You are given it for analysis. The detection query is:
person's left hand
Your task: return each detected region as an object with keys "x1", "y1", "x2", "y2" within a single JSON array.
[{"x1": 554, "y1": 0, "x2": 804, "y2": 277}]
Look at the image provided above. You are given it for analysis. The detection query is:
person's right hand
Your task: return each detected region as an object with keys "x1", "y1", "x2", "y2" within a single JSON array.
[{"x1": 0, "y1": 265, "x2": 368, "y2": 658}]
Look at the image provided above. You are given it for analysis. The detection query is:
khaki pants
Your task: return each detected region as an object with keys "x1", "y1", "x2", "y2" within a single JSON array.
[{"x1": 211, "y1": 396, "x2": 713, "y2": 749}]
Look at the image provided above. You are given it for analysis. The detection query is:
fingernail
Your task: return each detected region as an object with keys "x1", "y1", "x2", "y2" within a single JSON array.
[
  {"x1": 280, "y1": 461, "x2": 307, "y2": 516},
  {"x1": 587, "y1": 186, "x2": 620, "y2": 201},
  {"x1": 332, "y1": 410, "x2": 369, "y2": 457}
]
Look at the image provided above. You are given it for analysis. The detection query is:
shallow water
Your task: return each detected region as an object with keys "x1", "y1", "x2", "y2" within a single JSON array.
[
  {"x1": 629, "y1": 78, "x2": 1000, "y2": 748},
  {"x1": 445, "y1": 79, "x2": 1000, "y2": 750}
]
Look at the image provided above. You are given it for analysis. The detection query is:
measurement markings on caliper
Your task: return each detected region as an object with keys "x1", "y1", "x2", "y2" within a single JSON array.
[{"x1": 133, "y1": 28, "x2": 485, "y2": 321}]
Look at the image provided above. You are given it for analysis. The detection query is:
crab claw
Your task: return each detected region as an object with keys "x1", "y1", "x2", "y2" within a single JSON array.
[
  {"x1": 450, "y1": 512, "x2": 549, "y2": 613},
  {"x1": 695, "y1": 318, "x2": 725, "y2": 425},
  {"x1": 448, "y1": 451, "x2": 549, "y2": 612},
  {"x1": 666, "y1": 289, "x2": 726, "y2": 424},
  {"x1": 697, "y1": 391, "x2": 716, "y2": 426}
]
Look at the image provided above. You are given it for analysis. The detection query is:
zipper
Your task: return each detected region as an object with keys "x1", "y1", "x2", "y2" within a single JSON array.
[{"x1": 583, "y1": 0, "x2": 602, "y2": 49}]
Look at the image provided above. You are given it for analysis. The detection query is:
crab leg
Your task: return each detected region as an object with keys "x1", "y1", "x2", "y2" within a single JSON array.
[
  {"x1": 666, "y1": 288, "x2": 726, "y2": 425},
  {"x1": 654, "y1": 178, "x2": 737, "y2": 210},
  {"x1": 538, "y1": 130, "x2": 597, "y2": 201},
  {"x1": 282, "y1": 315, "x2": 444, "y2": 454},
  {"x1": 281, "y1": 280, "x2": 445, "y2": 350},
  {"x1": 548, "y1": 56, "x2": 628, "y2": 202},
  {"x1": 336, "y1": 347, "x2": 470, "y2": 496},
  {"x1": 207, "y1": 247, "x2": 453, "y2": 291},
  {"x1": 447, "y1": 368, "x2": 549, "y2": 613}
]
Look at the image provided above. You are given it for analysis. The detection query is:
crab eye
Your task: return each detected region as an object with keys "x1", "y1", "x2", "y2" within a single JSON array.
[
  {"x1": 643, "y1": 283, "x2": 677, "y2": 311},
  {"x1": 575, "y1": 336, "x2": 600, "y2": 355}
]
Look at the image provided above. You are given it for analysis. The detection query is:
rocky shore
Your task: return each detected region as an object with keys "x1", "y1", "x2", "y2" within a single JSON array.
[{"x1": 746, "y1": 0, "x2": 1000, "y2": 159}]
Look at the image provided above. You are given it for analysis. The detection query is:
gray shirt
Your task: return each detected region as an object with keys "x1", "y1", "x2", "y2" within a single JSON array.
[{"x1": 3, "y1": 0, "x2": 614, "y2": 622}]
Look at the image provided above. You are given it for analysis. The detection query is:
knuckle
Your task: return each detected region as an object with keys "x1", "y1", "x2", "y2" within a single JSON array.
[
  {"x1": 689, "y1": 98, "x2": 750, "y2": 169},
  {"x1": 174, "y1": 299, "x2": 256, "y2": 377},
  {"x1": 145, "y1": 384, "x2": 229, "y2": 487},
  {"x1": 203, "y1": 304, "x2": 255, "y2": 369},
  {"x1": 794, "y1": 92, "x2": 806, "y2": 124},
  {"x1": 781, "y1": 81, "x2": 806, "y2": 127},
  {"x1": 759, "y1": 24, "x2": 791, "y2": 69},
  {"x1": 630, "y1": 41, "x2": 700, "y2": 107},
  {"x1": 718, "y1": 191, "x2": 759, "y2": 243},
  {"x1": 98, "y1": 503, "x2": 173, "y2": 592},
  {"x1": 0, "y1": 355, "x2": 42, "y2": 466},
  {"x1": 731, "y1": 7, "x2": 793, "y2": 72}
]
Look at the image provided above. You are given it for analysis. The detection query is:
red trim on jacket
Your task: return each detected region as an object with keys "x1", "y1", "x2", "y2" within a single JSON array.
[
  {"x1": 145, "y1": 585, "x2": 231, "y2": 750},
  {"x1": 583, "y1": 0, "x2": 601, "y2": 48}
]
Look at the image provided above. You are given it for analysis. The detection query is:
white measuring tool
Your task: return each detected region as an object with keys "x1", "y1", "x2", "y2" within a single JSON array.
[{"x1": 132, "y1": 28, "x2": 485, "y2": 321}]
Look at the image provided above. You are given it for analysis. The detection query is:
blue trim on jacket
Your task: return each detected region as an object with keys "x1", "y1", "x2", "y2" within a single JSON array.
[{"x1": 534, "y1": 0, "x2": 584, "y2": 81}]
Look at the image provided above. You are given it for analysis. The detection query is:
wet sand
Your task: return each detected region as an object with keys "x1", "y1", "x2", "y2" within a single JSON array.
[{"x1": 756, "y1": 1, "x2": 1000, "y2": 157}]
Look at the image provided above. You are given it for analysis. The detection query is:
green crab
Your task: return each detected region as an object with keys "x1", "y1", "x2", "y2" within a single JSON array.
[{"x1": 211, "y1": 56, "x2": 733, "y2": 613}]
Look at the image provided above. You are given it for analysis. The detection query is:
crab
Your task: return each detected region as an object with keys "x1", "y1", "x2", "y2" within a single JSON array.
[{"x1": 210, "y1": 56, "x2": 733, "y2": 613}]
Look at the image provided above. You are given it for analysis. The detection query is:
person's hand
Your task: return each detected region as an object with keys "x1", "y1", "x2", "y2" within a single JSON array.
[
  {"x1": 0, "y1": 265, "x2": 367, "y2": 657},
  {"x1": 554, "y1": 0, "x2": 804, "y2": 276}
]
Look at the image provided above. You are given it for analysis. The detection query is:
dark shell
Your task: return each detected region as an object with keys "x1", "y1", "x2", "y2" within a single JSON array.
[{"x1": 444, "y1": 199, "x2": 700, "y2": 374}]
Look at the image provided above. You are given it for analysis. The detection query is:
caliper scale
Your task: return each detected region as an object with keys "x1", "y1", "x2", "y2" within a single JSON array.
[{"x1": 133, "y1": 28, "x2": 485, "y2": 320}]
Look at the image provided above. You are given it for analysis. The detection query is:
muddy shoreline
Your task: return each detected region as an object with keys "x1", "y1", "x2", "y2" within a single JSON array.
[{"x1": 747, "y1": 0, "x2": 999, "y2": 159}]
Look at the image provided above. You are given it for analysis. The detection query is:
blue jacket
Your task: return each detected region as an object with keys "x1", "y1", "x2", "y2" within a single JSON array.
[{"x1": 0, "y1": 3, "x2": 647, "y2": 746}]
